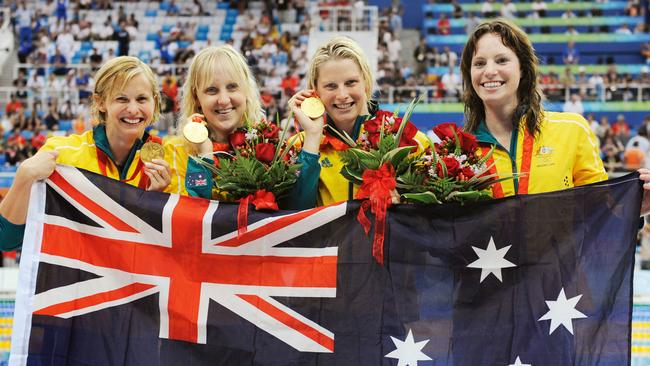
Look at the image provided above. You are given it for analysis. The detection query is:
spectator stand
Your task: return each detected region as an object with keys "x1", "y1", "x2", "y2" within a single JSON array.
[{"x1": 308, "y1": 4, "x2": 379, "y2": 75}]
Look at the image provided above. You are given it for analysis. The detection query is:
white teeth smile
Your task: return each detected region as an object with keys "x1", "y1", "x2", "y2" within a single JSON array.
[
  {"x1": 216, "y1": 108, "x2": 233, "y2": 114},
  {"x1": 335, "y1": 102, "x2": 353, "y2": 109},
  {"x1": 121, "y1": 118, "x2": 142, "y2": 124},
  {"x1": 482, "y1": 81, "x2": 504, "y2": 88}
]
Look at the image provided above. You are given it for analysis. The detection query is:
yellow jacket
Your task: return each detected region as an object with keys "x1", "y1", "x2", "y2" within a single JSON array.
[
  {"x1": 163, "y1": 136, "x2": 229, "y2": 200},
  {"x1": 40, "y1": 125, "x2": 161, "y2": 190},
  {"x1": 164, "y1": 136, "x2": 192, "y2": 196},
  {"x1": 474, "y1": 111, "x2": 608, "y2": 197}
]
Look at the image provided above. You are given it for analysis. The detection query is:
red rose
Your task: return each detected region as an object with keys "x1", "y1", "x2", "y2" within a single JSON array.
[
  {"x1": 375, "y1": 110, "x2": 393, "y2": 119},
  {"x1": 461, "y1": 166, "x2": 475, "y2": 179},
  {"x1": 459, "y1": 131, "x2": 478, "y2": 152},
  {"x1": 367, "y1": 132, "x2": 380, "y2": 148},
  {"x1": 255, "y1": 142, "x2": 276, "y2": 163},
  {"x1": 263, "y1": 123, "x2": 280, "y2": 139},
  {"x1": 433, "y1": 122, "x2": 462, "y2": 141},
  {"x1": 398, "y1": 121, "x2": 419, "y2": 150},
  {"x1": 438, "y1": 156, "x2": 460, "y2": 177},
  {"x1": 229, "y1": 130, "x2": 246, "y2": 147},
  {"x1": 364, "y1": 117, "x2": 381, "y2": 133},
  {"x1": 389, "y1": 117, "x2": 404, "y2": 133}
]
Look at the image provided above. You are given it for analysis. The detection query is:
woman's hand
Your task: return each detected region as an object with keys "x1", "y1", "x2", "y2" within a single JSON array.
[
  {"x1": 639, "y1": 168, "x2": 650, "y2": 215},
  {"x1": 144, "y1": 159, "x2": 171, "y2": 192},
  {"x1": 0, "y1": 150, "x2": 59, "y2": 225},
  {"x1": 184, "y1": 113, "x2": 213, "y2": 156},
  {"x1": 288, "y1": 89, "x2": 324, "y2": 154},
  {"x1": 18, "y1": 150, "x2": 59, "y2": 182}
]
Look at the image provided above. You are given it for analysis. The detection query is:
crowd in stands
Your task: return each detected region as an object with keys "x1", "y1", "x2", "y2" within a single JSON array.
[
  {"x1": 411, "y1": 0, "x2": 650, "y2": 104},
  {"x1": 2, "y1": 0, "x2": 650, "y2": 177},
  {"x1": 591, "y1": 113, "x2": 650, "y2": 176}
]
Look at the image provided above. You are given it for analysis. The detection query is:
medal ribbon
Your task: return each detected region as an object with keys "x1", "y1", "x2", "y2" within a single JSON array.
[{"x1": 479, "y1": 130, "x2": 534, "y2": 198}]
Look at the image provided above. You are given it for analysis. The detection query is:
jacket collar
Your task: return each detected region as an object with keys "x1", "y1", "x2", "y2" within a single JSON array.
[{"x1": 93, "y1": 124, "x2": 151, "y2": 176}]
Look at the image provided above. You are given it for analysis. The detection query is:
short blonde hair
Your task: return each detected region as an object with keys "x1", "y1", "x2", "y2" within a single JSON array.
[
  {"x1": 180, "y1": 45, "x2": 262, "y2": 132},
  {"x1": 91, "y1": 56, "x2": 161, "y2": 125},
  {"x1": 307, "y1": 36, "x2": 374, "y2": 100}
]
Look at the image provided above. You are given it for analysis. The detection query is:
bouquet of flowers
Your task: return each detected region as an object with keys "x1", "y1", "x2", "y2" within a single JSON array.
[
  {"x1": 191, "y1": 117, "x2": 301, "y2": 234},
  {"x1": 334, "y1": 97, "x2": 423, "y2": 265},
  {"x1": 337, "y1": 98, "x2": 509, "y2": 264},
  {"x1": 398, "y1": 122, "x2": 503, "y2": 204}
]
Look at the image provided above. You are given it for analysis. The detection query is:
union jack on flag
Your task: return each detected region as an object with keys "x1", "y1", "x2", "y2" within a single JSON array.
[{"x1": 11, "y1": 166, "x2": 360, "y2": 365}]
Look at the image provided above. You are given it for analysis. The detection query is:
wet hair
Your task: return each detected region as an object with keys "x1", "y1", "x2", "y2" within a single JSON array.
[
  {"x1": 180, "y1": 45, "x2": 262, "y2": 132},
  {"x1": 91, "y1": 56, "x2": 161, "y2": 125},
  {"x1": 307, "y1": 36, "x2": 374, "y2": 101},
  {"x1": 460, "y1": 19, "x2": 543, "y2": 136}
]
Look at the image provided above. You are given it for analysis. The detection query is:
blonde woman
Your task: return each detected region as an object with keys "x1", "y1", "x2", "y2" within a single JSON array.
[
  {"x1": 41, "y1": 56, "x2": 171, "y2": 190},
  {"x1": 289, "y1": 36, "x2": 429, "y2": 207},
  {"x1": 1, "y1": 56, "x2": 171, "y2": 250},
  {"x1": 165, "y1": 45, "x2": 318, "y2": 209},
  {"x1": 165, "y1": 45, "x2": 263, "y2": 198}
]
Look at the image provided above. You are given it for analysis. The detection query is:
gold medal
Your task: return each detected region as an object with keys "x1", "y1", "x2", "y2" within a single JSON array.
[
  {"x1": 183, "y1": 122, "x2": 209, "y2": 144},
  {"x1": 301, "y1": 97, "x2": 325, "y2": 119},
  {"x1": 140, "y1": 141, "x2": 165, "y2": 162}
]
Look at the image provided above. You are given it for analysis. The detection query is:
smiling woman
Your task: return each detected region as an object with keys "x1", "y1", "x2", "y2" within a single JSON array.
[
  {"x1": 460, "y1": 20, "x2": 608, "y2": 197},
  {"x1": 0, "y1": 57, "x2": 174, "y2": 251},
  {"x1": 40, "y1": 56, "x2": 172, "y2": 192},
  {"x1": 164, "y1": 45, "x2": 264, "y2": 199},
  {"x1": 288, "y1": 36, "x2": 430, "y2": 207}
]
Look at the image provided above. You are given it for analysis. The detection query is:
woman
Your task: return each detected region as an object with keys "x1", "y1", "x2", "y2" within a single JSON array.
[
  {"x1": 0, "y1": 56, "x2": 171, "y2": 250},
  {"x1": 41, "y1": 56, "x2": 171, "y2": 191},
  {"x1": 460, "y1": 20, "x2": 608, "y2": 197},
  {"x1": 165, "y1": 45, "x2": 316, "y2": 210},
  {"x1": 289, "y1": 36, "x2": 429, "y2": 207},
  {"x1": 165, "y1": 45, "x2": 264, "y2": 198}
]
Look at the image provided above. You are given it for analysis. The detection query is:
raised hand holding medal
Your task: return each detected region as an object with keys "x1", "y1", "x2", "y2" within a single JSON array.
[
  {"x1": 140, "y1": 141, "x2": 165, "y2": 162},
  {"x1": 182, "y1": 113, "x2": 215, "y2": 157},
  {"x1": 140, "y1": 140, "x2": 171, "y2": 192},
  {"x1": 300, "y1": 96, "x2": 325, "y2": 119},
  {"x1": 288, "y1": 90, "x2": 326, "y2": 154},
  {"x1": 183, "y1": 114, "x2": 210, "y2": 144}
]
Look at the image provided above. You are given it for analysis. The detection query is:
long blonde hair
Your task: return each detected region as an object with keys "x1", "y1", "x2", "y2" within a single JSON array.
[
  {"x1": 91, "y1": 56, "x2": 162, "y2": 125},
  {"x1": 180, "y1": 45, "x2": 262, "y2": 133}
]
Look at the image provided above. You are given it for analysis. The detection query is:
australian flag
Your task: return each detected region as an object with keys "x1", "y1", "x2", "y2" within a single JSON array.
[{"x1": 9, "y1": 166, "x2": 642, "y2": 365}]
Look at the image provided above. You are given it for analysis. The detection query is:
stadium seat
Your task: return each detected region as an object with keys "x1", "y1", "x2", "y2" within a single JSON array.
[
  {"x1": 59, "y1": 120, "x2": 73, "y2": 132},
  {"x1": 20, "y1": 130, "x2": 33, "y2": 140}
]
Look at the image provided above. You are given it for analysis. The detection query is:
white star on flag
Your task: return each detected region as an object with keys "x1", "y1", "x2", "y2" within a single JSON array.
[
  {"x1": 385, "y1": 329, "x2": 432, "y2": 366},
  {"x1": 538, "y1": 287, "x2": 587, "y2": 335},
  {"x1": 467, "y1": 236, "x2": 516, "y2": 282},
  {"x1": 509, "y1": 356, "x2": 532, "y2": 366}
]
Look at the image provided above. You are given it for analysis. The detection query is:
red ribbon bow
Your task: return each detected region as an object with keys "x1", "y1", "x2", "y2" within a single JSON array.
[
  {"x1": 237, "y1": 189, "x2": 279, "y2": 237},
  {"x1": 355, "y1": 162, "x2": 396, "y2": 265}
]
